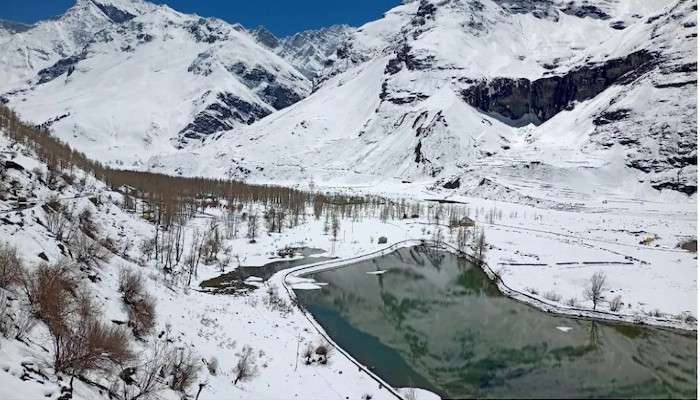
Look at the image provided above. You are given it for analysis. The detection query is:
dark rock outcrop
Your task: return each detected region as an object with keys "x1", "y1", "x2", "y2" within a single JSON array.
[
  {"x1": 260, "y1": 84, "x2": 304, "y2": 110},
  {"x1": 37, "y1": 53, "x2": 87, "y2": 84},
  {"x1": 250, "y1": 26, "x2": 279, "y2": 48},
  {"x1": 178, "y1": 92, "x2": 270, "y2": 142},
  {"x1": 493, "y1": 0, "x2": 560, "y2": 21},
  {"x1": 186, "y1": 18, "x2": 229, "y2": 43},
  {"x1": 461, "y1": 50, "x2": 656, "y2": 125},
  {"x1": 91, "y1": 1, "x2": 136, "y2": 24},
  {"x1": 560, "y1": 3, "x2": 611, "y2": 20},
  {"x1": 385, "y1": 42, "x2": 436, "y2": 75}
]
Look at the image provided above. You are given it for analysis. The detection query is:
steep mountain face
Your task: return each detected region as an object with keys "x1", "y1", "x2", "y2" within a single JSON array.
[
  {"x1": 151, "y1": 0, "x2": 696, "y2": 201},
  {"x1": 0, "y1": 0, "x2": 310, "y2": 165},
  {"x1": 252, "y1": 25, "x2": 354, "y2": 80}
]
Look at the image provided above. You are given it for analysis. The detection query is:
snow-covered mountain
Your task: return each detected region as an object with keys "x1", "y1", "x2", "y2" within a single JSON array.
[
  {"x1": 150, "y1": 0, "x2": 696, "y2": 202},
  {"x1": 251, "y1": 25, "x2": 354, "y2": 80},
  {"x1": 0, "y1": 0, "x2": 310, "y2": 165},
  {"x1": 0, "y1": 0, "x2": 696, "y2": 201}
]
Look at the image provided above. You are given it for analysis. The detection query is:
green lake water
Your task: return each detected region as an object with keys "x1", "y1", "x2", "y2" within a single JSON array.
[{"x1": 294, "y1": 246, "x2": 697, "y2": 399}]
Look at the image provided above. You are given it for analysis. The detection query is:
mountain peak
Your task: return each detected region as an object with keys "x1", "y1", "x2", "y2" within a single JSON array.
[{"x1": 250, "y1": 25, "x2": 280, "y2": 48}]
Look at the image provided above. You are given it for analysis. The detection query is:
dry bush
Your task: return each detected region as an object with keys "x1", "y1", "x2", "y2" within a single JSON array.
[
  {"x1": 24, "y1": 263, "x2": 132, "y2": 377},
  {"x1": 609, "y1": 295, "x2": 623, "y2": 312},
  {"x1": 69, "y1": 230, "x2": 111, "y2": 267},
  {"x1": 233, "y1": 345, "x2": 258, "y2": 385},
  {"x1": 302, "y1": 344, "x2": 314, "y2": 365},
  {"x1": 112, "y1": 339, "x2": 172, "y2": 400},
  {"x1": 206, "y1": 356, "x2": 219, "y2": 376},
  {"x1": 77, "y1": 207, "x2": 99, "y2": 238},
  {"x1": 0, "y1": 295, "x2": 12, "y2": 338},
  {"x1": 0, "y1": 242, "x2": 23, "y2": 289},
  {"x1": 263, "y1": 285, "x2": 293, "y2": 315},
  {"x1": 118, "y1": 269, "x2": 144, "y2": 305},
  {"x1": 25, "y1": 263, "x2": 76, "y2": 333},
  {"x1": 57, "y1": 317, "x2": 133, "y2": 376},
  {"x1": 44, "y1": 198, "x2": 70, "y2": 240},
  {"x1": 544, "y1": 290, "x2": 562, "y2": 303},
  {"x1": 526, "y1": 287, "x2": 539, "y2": 296},
  {"x1": 128, "y1": 295, "x2": 156, "y2": 338},
  {"x1": 118, "y1": 269, "x2": 157, "y2": 337},
  {"x1": 565, "y1": 297, "x2": 577, "y2": 307},
  {"x1": 314, "y1": 343, "x2": 332, "y2": 365},
  {"x1": 168, "y1": 348, "x2": 201, "y2": 393}
]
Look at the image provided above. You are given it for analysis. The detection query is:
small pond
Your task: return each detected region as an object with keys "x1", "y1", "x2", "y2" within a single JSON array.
[
  {"x1": 201, "y1": 247, "x2": 333, "y2": 293},
  {"x1": 294, "y1": 246, "x2": 697, "y2": 399}
]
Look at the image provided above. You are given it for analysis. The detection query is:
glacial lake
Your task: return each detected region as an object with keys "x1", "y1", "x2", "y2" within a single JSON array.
[{"x1": 294, "y1": 246, "x2": 697, "y2": 399}]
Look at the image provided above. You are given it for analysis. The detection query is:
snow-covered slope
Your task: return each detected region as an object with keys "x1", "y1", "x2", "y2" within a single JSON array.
[
  {"x1": 152, "y1": 0, "x2": 696, "y2": 202},
  {"x1": 0, "y1": 0, "x2": 310, "y2": 166}
]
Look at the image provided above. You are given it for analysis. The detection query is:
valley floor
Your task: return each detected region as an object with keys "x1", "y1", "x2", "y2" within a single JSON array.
[{"x1": 0, "y1": 139, "x2": 695, "y2": 399}]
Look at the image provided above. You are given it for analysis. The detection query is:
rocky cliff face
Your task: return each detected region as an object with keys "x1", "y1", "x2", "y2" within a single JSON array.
[{"x1": 460, "y1": 50, "x2": 657, "y2": 126}]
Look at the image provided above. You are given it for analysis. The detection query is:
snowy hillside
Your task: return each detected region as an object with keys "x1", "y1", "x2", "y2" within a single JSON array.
[
  {"x1": 0, "y1": 0, "x2": 310, "y2": 166},
  {"x1": 150, "y1": 0, "x2": 696, "y2": 204}
]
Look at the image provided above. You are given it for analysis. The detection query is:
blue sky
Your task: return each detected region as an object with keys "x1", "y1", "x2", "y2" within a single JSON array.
[{"x1": 0, "y1": 0, "x2": 401, "y2": 37}]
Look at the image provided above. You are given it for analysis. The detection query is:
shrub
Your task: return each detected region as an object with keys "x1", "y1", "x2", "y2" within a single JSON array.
[
  {"x1": 315, "y1": 343, "x2": 332, "y2": 365},
  {"x1": 69, "y1": 231, "x2": 111, "y2": 267},
  {"x1": 24, "y1": 263, "x2": 132, "y2": 378},
  {"x1": 233, "y1": 345, "x2": 258, "y2": 385},
  {"x1": 206, "y1": 356, "x2": 219, "y2": 376},
  {"x1": 609, "y1": 295, "x2": 623, "y2": 311},
  {"x1": 0, "y1": 242, "x2": 23, "y2": 289},
  {"x1": 565, "y1": 297, "x2": 577, "y2": 307},
  {"x1": 118, "y1": 269, "x2": 144, "y2": 305},
  {"x1": 56, "y1": 318, "x2": 133, "y2": 376},
  {"x1": 118, "y1": 269, "x2": 156, "y2": 337},
  {"x1": 128, "y1": 295, "x2": 156, "y2": 338},
  {"x1": 544, "y1": 290, "x2": 562, "y2": 303},
  {"x1": 263, "y1": 285, "x2": 293, "y2": 315},
  {"x1": 168, "y1": 349, "x2": 201, "y2": 393}
]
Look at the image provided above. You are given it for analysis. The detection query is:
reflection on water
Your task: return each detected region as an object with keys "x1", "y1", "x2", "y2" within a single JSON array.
[{"x1": 295, "y1": 246, "x2": 697, "y2": 399}]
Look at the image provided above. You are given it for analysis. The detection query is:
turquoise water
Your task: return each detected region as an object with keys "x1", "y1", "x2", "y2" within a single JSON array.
[{"x1": 294, "y1": 246, "x2": 697, "y2": 399}]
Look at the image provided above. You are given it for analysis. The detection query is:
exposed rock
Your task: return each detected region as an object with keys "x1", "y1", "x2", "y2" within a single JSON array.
[
  {"x1": 559, "y1": 2, "x2": 611, "y2": 20},
  {"x1": 91, "y1": 1, "x2": 136, "y2": 24},
  {"x1": 493, "y1": 0, "x2": 560, "y2": 21},
  {"x1": 442, "y1": 177, "x2": 461, "y2": 189},
  {"x1": 37, "y1": 53, "x2": 87, "y2": 84},
  {"x1": 592, "y1": 109, "x2": 631, "y2": 126},
  {"x1": 461, "y1": 50, "x2": 657, "y2": 125},
  {"x1": 4, "y1": 160, "x2": 25, "y2": 171},
  {"x1": 186, "y1": 18, "x2": 229, "y2": 43},
  {"x1": 261, "y1": 84, "x2": 304, "y2": 110},
  {"x1": 178, "y1": 93, "x2": 271, "y2": 142},
  {"x1": 250, "y1": 26, "x2": 280, "y2": 49}
]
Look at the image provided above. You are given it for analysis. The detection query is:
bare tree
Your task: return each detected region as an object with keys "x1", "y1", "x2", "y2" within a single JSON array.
[
  {"x1": 233, "y1": 345, "x2": 258, "y2": 385},
  {"x1": 470, "y1": 228, "x2": 487, "y2": 264},
  {"x1": 168, "y1": 348, "x2": 201, "y2": 393},
  {"x1": 247, "y1": 214, "x2": 258, "y2": 243},
  {"x1": 330, "y1": 212, "x2": 340, "y2": 242},
  {"x1": 456, "y1": 227, "x2": 468, "y2": 254},
  {"x1": 0, "y1": 242, "x2": 23, "y2": 289},
  {"x1": 583, "y1": 271, "x2": 607, "y2": 310}
]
